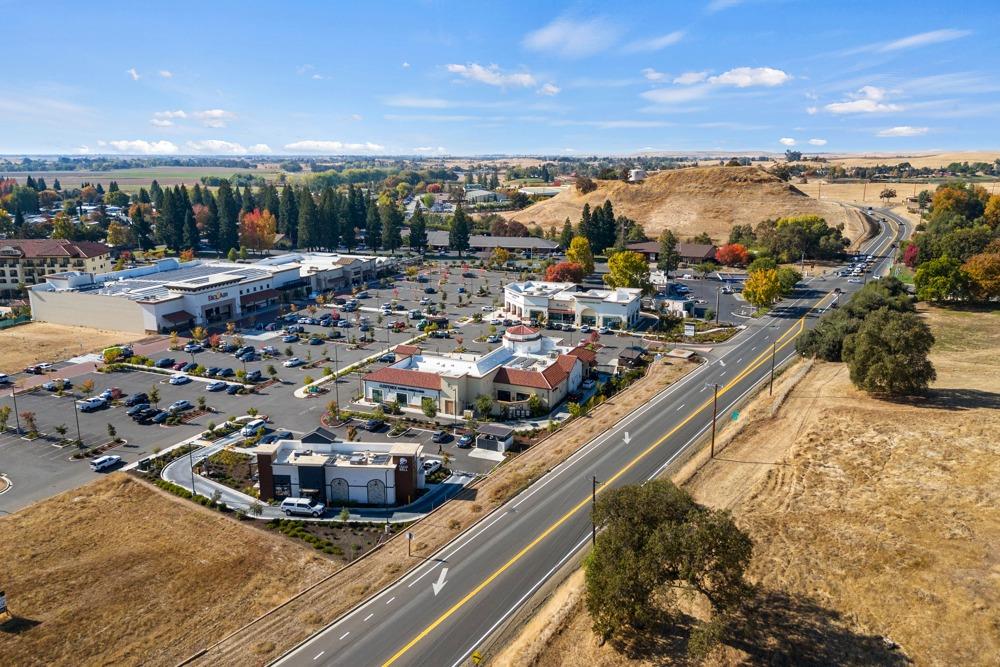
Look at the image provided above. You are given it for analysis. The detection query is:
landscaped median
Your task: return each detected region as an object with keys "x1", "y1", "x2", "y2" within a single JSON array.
[
  {"x1": 293, "y1": 332, "x2": 430, "y2": 399},
  {"x1": 181, "y1": 354, "x2": 697, "y2": 666}
]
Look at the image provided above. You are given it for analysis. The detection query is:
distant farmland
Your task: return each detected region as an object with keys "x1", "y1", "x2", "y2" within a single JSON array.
[{"x1": 5, "y1": 165, "x2": 288, "y2": 191}]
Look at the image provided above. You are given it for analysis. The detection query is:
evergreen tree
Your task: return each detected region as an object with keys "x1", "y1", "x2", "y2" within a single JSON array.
[
  {"x1": 579, "y1": 203, "x2": 596, "y2": 249},
  {"x1": 297, "y1": 189, "x2": 318, "y2": 250},
  {"x1": 232, "y1": 184, "x2": 243, "y2": 213},
  {"x1": 340, "y1": 197, "x2": 357, "y2": 250},
  {"x1": 365, "y1": 200, "x2": 382, "y2": 252},
  {"x1": 216, "y1": 180, "x2": 239, "y2": 254},
  {"x1": 156, "y1": 188, "x2": 179, "y2": 249},
  {"x1": 450, "y1": 204, "x2": 471, "y2": 256},
  {"x1": 95, "y1": 182, "x2": 105, "y2": 196},
  {"x1": 52, "y1": 178, "x2": 61, "y2": 191},
  {"x1": 13, "y1": 207, "x2": 25, "y2": 233},
  {"x1": 600, "y1": 200, "x2": 616, "y2": 252},
  {"x1": 183, "y1": 209, "x2": 199, "y2": 250},
  {"x1": 348, "y1": 185, "x2": 366, "y2": 233},
  {"x1": 409, "y1": 207, "x2": 428, "y2": 254},
  {"x1": 241, "y1": 185, "x2": 255, "y2": 215},
  {"x1": 319, "y1": 187, "x2": 340, "y2": 250},
  {"x1": 560, "y1": 217, "x2": 574, "y2": 248},
  {"x1": 381, "y1": 202, "x2": 403, "y2": 254},
  {"x1": 131, "y1": 206, "x2": 153, "y2": 251},
  {"x1": 204, "y1": 192, "x2": 219, "y2": 248},
  {"x1": 138, "y1": 187, "x2": 151, "y2": 204},
  {"x1": 262, "y1": 184, "x2": 281, "y2": 218},
  {"x1": 278, "y1": 185, "x2": 298, "y2": 246},
  {"x1": 107, "y1": 180, "x2": 118, "y2": 192},
  {"x1": 25, "y1": 175, "x2": 36, "y2": 190},
  {"x1": 191, "y1": 183, "x2": 204, "y2": 206},
  {"x1": 36, "y1": 177, "x2": 48, "y2": 191},
  {"x1": 150, "y1": 180, "x2": 164, "y2": 210}
]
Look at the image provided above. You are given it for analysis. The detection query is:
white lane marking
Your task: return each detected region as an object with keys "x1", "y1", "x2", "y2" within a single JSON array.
[
  {"x1": 736, "y1": 357, "x2": 743, "y2": 364},
  {"x1": 699, "y1": 385, "x2": 707, "y2": 392},
  {"x1": 363, "y1": 613, "x2": 374, "y2": 622},
  {"x1": 313, "y1": 651, "x2": 325, "y2": 660},
  {"x1": 432, "y1": 567, "x2": 449, "y2": 595},
  {"x1": 675, "y1": 403, "x2": 685, "y2": 411},
  {"x1": 386, "y1": 596, "x2": 396, "y2": 605},
  {"x1": 339, "y1": 632, "x2": 350, "y2": 640}
]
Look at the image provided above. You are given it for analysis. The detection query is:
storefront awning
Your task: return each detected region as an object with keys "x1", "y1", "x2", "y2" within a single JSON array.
[
  {"x1": 162, "y1": 310, "x2": 194, "y2": 324},
  {"x1": 240, "y1": 288, "x2": 279, "y2": 306}
]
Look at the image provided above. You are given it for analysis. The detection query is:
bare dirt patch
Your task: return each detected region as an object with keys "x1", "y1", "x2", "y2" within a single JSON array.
[
  {"x1": 506, "y1": 166, "x2": 860, "y2": 244},
  {"x1": 0, "y1": 322, "x2": 146, "y2": 374},
  {"x1": 503, "y1": 305, "x2": 1000, "y2": 667},
  {"x1": 0, "y1": 474, "x2": 337, "y2": 667}
]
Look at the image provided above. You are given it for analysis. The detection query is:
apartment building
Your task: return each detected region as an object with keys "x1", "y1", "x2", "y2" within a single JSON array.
[{"x1": 0, "y1": 239, "x2": 111, "y2": 295}]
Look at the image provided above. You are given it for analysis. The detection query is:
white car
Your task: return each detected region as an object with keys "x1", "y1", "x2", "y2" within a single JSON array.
[
  {"x1": 283, "y1": 357, "x2": 304, "y2": 368},
  {"x1": 77, "y1": 396, "x2": 107, "y2": 412},
  {"x1": 419, "y1": 297, "x2": 430, "y2": 305},
  {"x1": 481, "y1": 305, "x2": 494, "y2": 312},
  {"x1": 422, "y1": 460, "x2": 442, "y2": 475},
  {"x1": 90, "y1": 454, "x2": 122, "y2": 472},
  {"x1": 680, "y1": 274, "x2": 694, "y2": 280},
  {"x1": 169, "y1": 375, "x2": 191, "y2": 385},
  {"x1": 848, "y1": 278, "x2": 863, "y2": 283},
  {"x1": 280, "y1": 497, "x2": 325, "y2": 517},
  {"x1": 241, "y1": 418, "x2": 267, "y2": 437}
]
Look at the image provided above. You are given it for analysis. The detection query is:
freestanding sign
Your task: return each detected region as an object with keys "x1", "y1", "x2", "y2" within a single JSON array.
[{"x1": 683, "y1": 322, "x2": 696, "y2": 337}]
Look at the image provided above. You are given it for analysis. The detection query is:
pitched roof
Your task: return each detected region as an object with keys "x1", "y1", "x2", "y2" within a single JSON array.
[
  {"x1": 495, "y1": 355, "x2": 578, "y2": 390},
  {"x1": 0, "y1": 239, "x2": 111, "y2": 259},
  {"x1": 393, "y1": 344, "x2": 421, "y2": 357},
  {"x1": 676, "y1": 243, "x2": 717, "y2": 259},
  {"x1": 567, "y1": 346, "x2": 597, "y2": 364},
  {"x1": 505, "y1": 324, "x2": 538, "y2": 336},
  {"x1": 363, "y1": 366, "x2": 441, "y2": 391}
]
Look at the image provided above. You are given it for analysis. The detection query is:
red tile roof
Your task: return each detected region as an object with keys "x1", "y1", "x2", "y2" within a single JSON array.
[
  {"x1": 567, "y1": 346, "x2": 597, "y2": 365},
  {"x1": 0, "y1": 239, "x2": 111, "y2": 259},
  {"x1": 363, "y1": 366, "x2": 441, "y2": 391},
  {"x1": 495, "y1": 355, "x2": 579, "y2": 390},
  {"x1": 505, "y1": 325, "x2": 538, "y2": 336},
  {"x1": 393, "y1": 344, "x2": 421, "y2": 357}
]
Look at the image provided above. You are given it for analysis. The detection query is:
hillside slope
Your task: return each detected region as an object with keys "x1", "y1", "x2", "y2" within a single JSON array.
[{"x1": 508, "y1": 166, "x2": 862, "y2": 244}]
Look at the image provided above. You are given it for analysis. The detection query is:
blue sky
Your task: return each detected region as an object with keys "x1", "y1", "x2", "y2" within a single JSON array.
[{"x1": 3, "y1": 0, "x2": 999, "y2": 156}]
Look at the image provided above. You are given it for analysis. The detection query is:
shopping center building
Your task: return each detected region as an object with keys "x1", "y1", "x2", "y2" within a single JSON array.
[
  {"x1": 503, "y1": 280, "x2": 642, "y2": 329},
  {"x1": 362, "y1": 325, "x2": 586, "y2": 420}
]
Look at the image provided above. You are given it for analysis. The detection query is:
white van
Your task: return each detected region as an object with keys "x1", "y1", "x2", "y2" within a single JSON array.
[
  {"x1": 240, "y1": 418, "x2": 267, "y2": 437},
  {"x1": 280, "y1": 497, "x2": 325, "y2": 517},
  {"x1": 90, "y1": 455, "x2": 122, "y2": 472}
]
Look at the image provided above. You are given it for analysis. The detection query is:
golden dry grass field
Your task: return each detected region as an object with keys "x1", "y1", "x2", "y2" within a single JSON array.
[
  {"x1": 0, "y1": 322, "x2": 148, "y2": 374},
  {"x1": 499, "y1": 305, "x2": 1000, "y2": 667}
]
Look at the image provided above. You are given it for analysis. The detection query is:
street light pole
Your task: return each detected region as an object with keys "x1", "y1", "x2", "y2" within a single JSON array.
[
  {"x1": 333, "y1": 345, "x2": 340, "y2": 413},
  {"x1": 715, "y1": 287, "x2": 721, "y2": 326},
  {"x1": 705, "y1": 383, "x2": 720, "y2": 458},
  {"x1": 189, "y1": 445, "x2": 196, "y2": 494},
  {"x1": 72, "y1": 397, "x2": 82, "y2": 446},
  {"x1": 591, "y1": 475, "x2": 599, "y2": 546}
]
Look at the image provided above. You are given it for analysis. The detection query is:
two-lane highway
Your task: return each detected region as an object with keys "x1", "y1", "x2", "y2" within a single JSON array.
[{"x1": 274, "y1": 210, "x2": 905, "y2": 667}]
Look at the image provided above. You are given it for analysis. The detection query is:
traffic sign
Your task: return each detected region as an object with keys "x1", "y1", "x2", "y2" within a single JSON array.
[{"x1": 471, "y1": 650, "x2": 483, "y2": 664}]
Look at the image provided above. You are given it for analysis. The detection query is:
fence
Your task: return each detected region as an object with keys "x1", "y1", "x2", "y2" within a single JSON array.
[{"x1": 0, "y1": 315, "x2": 30, "y2": 330}]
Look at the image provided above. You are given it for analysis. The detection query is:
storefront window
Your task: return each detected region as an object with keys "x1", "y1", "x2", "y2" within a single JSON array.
[
  {"x1": 371, "y1": 389, "x2": 383, "y2": 403},
  {"x1": 396, "y1": 392, "x2": 408, "y2": 405},
  {"x1": 273, "y1": 474, "x2": 292, "y2": 499}
]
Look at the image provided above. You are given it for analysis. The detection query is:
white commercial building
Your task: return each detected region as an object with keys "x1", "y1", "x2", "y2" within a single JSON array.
[{"x1": 503, "y1": 281, "x2": 642, "y2": 329}]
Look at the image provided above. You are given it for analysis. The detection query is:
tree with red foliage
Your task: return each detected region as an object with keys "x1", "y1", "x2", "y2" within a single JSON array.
[
  {"x1": 902, "y1": 243, "x2": 919, "y2": 268},
  {"x1": 546, "y1": 261, "x2": 585, "y2": 283},
  {"x1": 715, "y1": 243, "x2": 751, "y2": 266}
]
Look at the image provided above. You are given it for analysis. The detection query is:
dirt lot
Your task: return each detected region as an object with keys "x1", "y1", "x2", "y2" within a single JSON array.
[
  {"x1": 823, "y1": 151, "x2": 1000, "y2": 169},
  {"x1": 506, "y1": 166, "x2": 861, "y2": 244},
  {"x1": 500, "y1": 305, "x2": 1000, "y2": 667},
  {"x1": 0, "y1": 474, "x2": 337, "y2": 667},
  {"x1": 188, "y1": 357, "x2": 694, "y2": 666},
  {"x1": 796, "y1": 180, "x2": 1000, "y2": 206},
  {"x1": 0, "y1": 322, "x2": 147, "y2": 374}
]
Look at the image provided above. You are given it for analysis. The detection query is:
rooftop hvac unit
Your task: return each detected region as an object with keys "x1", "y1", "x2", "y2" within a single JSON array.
[{"x1": 349, "y1": 454, "x2": 366, "y2": 465}]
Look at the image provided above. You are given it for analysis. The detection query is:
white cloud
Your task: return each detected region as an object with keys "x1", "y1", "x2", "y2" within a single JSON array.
[
  {"x1": 523, "y1": 17, "x2": 621, "y2": 58},
  {"x1": 779, "y1": 137, "x2": 796, "y2": 146},
  {"x1": 707, "y1": 0, "x2": 746, "y2": 12},
  {"x1": 383, "y1": 95, "x2": 451, "y2": 108},
  {"x1": 825, "y1": 86, "x2": 902, "y2": 114},
  {"x1": 880, "y1": 28, "x2": 971, "y2": 52},
  {"x1": 624, "y1": 31, "x2": 684, "y2": 53},
  {"x1": 150, "y1": 119, "x2": 173, "y2": 127},
  {"x1": 673, "y1": 71, "x2": 708, "y2": 85},
  {"x1": 107, "y1": 139, "x2": 178, "y2": 154},
  {"x1": 708, "y1": 67, "x2": 791, "y2": 88},
  {"x1": 402, "y1": 61, "x2": 411, "y2": 68},
  {"x1": 126, "y1": 67, "x2": 140, "y2": 81},
  {"x1": 284, "y1": 140, "x2": 384, "y2": 153},
  {"x1": 193, "y1": 109, "x2": 236, "y2": 128},
  {"x1": 158, "y1": 70, "x2": 173, "y2": 78},
  {"x1": 642, "y1": 68, "x2": 668, "y2": 82},
  {"x1": 446, "y1": 63, "x2": 536, "y2": 87},
  {"x1": 537, "y1": 83, "x2": 561, "y2": 96},
  {"x1": 641, "y1": 84, "x2": 712, "y2": 105},
  {"x1": 877, "y1": 126, "x2": 929, "y2": 137},
  {"x1": 185, "y1": 140, "x2": 271, "y2": 155},
  {"x1": 350, "y1": 113, "x2": 363, "y2": 121},
  {"x1": 153, "y1": 110, "x2": 187, "y2": 119},
  {"x1": 806, "y1": 106, "x2": 818, "y2": 115},
  {"x1": 808, "y1": 138, "x2": 827, "y2": 146},
  {"x1": 311, "y1": 73, "x2": 325, "y2": 80},
  {"x1": 553, "y1": 119, "x2": 672, "y2": 129},
  {"x1": 413, "y1": 146, "x2": 447, "y2": 154}
]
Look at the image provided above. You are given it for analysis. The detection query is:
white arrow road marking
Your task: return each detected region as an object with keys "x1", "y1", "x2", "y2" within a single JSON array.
[
  {"x1": 623, "y1": 432, "x2": 631, "y2": 445},
  {"x1": 719, "y1": 359, "x2": 726, "y2": 367},
  {"x1": 433, "y1": 567, "x2": 449, "y2": 596}
]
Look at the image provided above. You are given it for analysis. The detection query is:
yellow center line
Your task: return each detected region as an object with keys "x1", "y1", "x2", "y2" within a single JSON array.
[{"x1": 382, "y1": 294, "x2": 829, "y2": 666}]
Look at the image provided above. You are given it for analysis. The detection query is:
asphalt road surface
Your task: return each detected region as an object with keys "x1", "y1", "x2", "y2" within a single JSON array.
[{"x1": 272, "y1": 208, "x2": 907, "y2": 667}]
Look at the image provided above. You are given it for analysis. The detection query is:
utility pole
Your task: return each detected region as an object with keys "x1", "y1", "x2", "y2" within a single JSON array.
[
  {"x1": 769, "y1": 340, "x2": 777, "y2": 396},
  {"x1": 591, "y1": 475, "x2": 599, "y2": 546},
  {"x1": 705, "y1": 383, "x2": 720, "y2": 458}
]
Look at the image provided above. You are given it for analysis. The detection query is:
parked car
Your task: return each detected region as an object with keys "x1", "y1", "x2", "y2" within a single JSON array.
[
  {"x1": 154, "y1": 357, "x2": 175, "y2": 369},
  {"x1": 431, "y1": 430, "x2": 450, "y2": 443},
  {"x1": 582, "y1": 378, "x2": 596, "y2": 390},
  {"x1": 126, "y1": 403, "x2": 151, "y2": 417},
  {"x1": 241, "y1": 418, "x2": 267, "y2": 437},
  {"x1": 234, "y1": 346, "x2": 255, "y2": 358},
  {"x1": 378, "y1": 353, "x2": 396, "y2": 363},
  {"x1": 280, "y1": 497, "x2": 325, "y2": 518},
  {"x1": 98, "y1": 387, "x2": 123, "y2": 401},
  {"x1": 359, "y1": 323, "x2": 371, "y2": 332},
  {"x1": 308, "y1": 337, "x2": 323, "y2": 345},
  {"x1": 167, "y1": 399, "x2": 192, "y2": 413},
  {"x1": 183, "y1": 343, "x2": 203, "y2": 353},
  {"x1": 580, "y1": 325, "x2": 592, "y2": 333},
  {"x1": 598, "y1": 326, "x2": 610, "y2": 334},
  {"x1": 206, "y1": 380, "x2": 227, "y2": 391},
  {"x1": 419, "y1": 297, "x2": 430, "y2": 305},
  {"x1": 123, "y1": 392, "x2": 148, "y2": 407},
  {"x1": 262, "y1": 345, "x2": 279, "y2": 355},
  {"x1": 77, "y1": 397, "x2": 107, "y2": 412},
  {"x1": 149, "y1": 410, "x2": 169, "y2": 424},
  {"x1": 134, "y1": 407, "x2": 160, "y2": 422},
  {"x1": 422, "y1": 460, "x2": 442, "y2": 475},
  {"x1": 181, "y1": 362, "x2": 198, "y2": 372},
  {"x1": 37, "y1": 362, "x2": 55, "y2": 372},
  {"x1": 337, "y1": 320, "x2": 351, "y2": 328},
  {"x1": 0, "y1": 373, "x2": 9, "y2": 384},
  {"x1": 481, "y1": 305, "x2": 494, "y2": 312},
  {"x1": 169, "y1": 375, "x2": 191, "y2": 385},
  {"x1": 283, "y1": 357, "x2": 304, "y2": 368},
  {"x1": 226, "y1": 383, "x2": 242, "y2": 395},
  {"x1": 171, "y1": 361, "x2": 186, "y2": 371},
  {"x1": 424, "y1": 286, "x2": 436, "y2": 294},
  {"x1": 217, "y1": 368, "x2": 234, "y2": 377},
  {"x1": 41, "y1": 378, "x2": 71, "y2": 391},
  {"x1": 246, "y1": 370, "x2": 263, "y2": 382},
  {"x1": 486, "y1": 334, "x2": 500, "y2": 344},
  {"x1": 220, "y1": 342, "x2": 238, "y2": 353},
  {"x1": 430, "y1": 330, "x2": 450, "y2": 339},
  {"x1": 363, "y1": 418, "x2": 384, "y2": 431},
  {"x1": 458, "y1": 434, "x2": 473, "y2": 448},
  {"x1": 90, "y1": 455, "x2": 122, "y2": 472},
  {"x1": 260, "y1": 430, "x2": 292, "y2": 445}
]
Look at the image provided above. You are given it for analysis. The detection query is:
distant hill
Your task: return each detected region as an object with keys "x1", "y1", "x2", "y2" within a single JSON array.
[{"x1": 507, "y1": 166, "x2": 863, "y2": 245}]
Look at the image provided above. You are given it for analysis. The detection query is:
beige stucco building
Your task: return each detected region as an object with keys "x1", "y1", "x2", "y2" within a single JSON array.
[{"x1": 0, "y1": 239, "x2": 111, "y2": 295}]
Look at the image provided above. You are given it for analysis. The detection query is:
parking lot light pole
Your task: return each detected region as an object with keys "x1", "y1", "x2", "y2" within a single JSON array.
[
  {"x1": 333, "y1": 345, "x2": 340, "y2": 412},
  {"x1": 11, "y1": 386, "x2": 21, "y2": 434},
  {"x1": 72, "y1": 396, "x2": 82, "y2": 446},
  {"x1": 715, "y1": 287, "x2": 721, "y2": 326}
]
